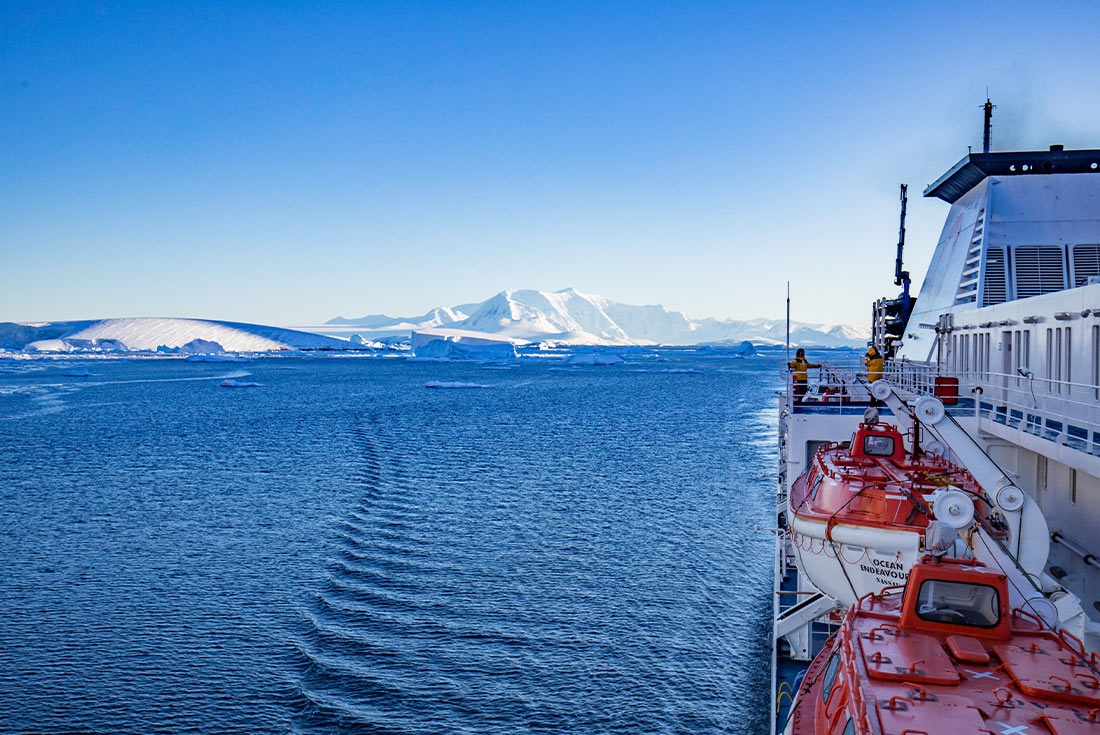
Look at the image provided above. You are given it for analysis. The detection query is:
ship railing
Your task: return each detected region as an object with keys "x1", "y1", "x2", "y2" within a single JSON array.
[
  {"x1": 936, "y1": 368, "x2": 1100, "y2": 457},
  {"x1": 784, "y1": 359, "x2": 1100, "y2": 457},
  {"x1": 874, "y1": 361, "x2": 1100, "y2": 458},
  {"x1": 783, "y1": 356, "x2": 904, "y2": 415}
]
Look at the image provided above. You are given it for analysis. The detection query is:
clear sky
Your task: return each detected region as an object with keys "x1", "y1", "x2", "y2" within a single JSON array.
[{"x1": 4, "y1": 1, "x2": 1100, "y2": 328}]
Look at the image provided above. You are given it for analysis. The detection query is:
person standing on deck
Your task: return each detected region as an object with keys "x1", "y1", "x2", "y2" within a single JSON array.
[
  {"x1": 788, "y1": 348, "x2": 821, "y2": 404},
  {"x1": 865, "y1": 345, "x2": 884, "y2": 383}
]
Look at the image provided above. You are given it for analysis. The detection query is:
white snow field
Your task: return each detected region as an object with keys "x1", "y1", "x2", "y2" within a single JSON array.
[
  {"x1": 2, "y1": 318, "x2": 354, "y2": 354},
  {"x1": 322, "y1": 288, "x2": 869, "y2": 347}
]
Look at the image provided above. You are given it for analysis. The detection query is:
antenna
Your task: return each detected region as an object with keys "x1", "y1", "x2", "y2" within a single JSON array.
[
  {"x1": 785, "y1": 281, "x2": 790, "y2": 368},
  {"x1": 894, "y1": 184, "x2": 908, "y2": 288},
  {"x1": 981, "y1": 96, "x2": 995, "y2": 153}
]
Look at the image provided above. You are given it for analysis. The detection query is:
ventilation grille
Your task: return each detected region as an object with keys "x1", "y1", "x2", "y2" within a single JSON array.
[
  {"x1": 1071, "y1": 244, "x2": 1100, "y2": 287},
  {"x1": 1013, "y1": 246, "x2": 1066, "y2": 298},
  {"x1": 982, "y1": 247, "x2": 1007, "y2": 306}
]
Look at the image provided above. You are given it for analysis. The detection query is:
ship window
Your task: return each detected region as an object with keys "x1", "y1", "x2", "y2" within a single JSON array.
[
  {"x1": 916, "y1": 579, "x2": 1001, "y2": 628},
  {"x1": 821, "y1": 653, "x2": 841, "y2": 703},
  {"x1": 863, "y1": 434, "x2": 895, "y2": 457},
  {"x1": 810, "y1": 475, "x2": 824, "y2": 502}
]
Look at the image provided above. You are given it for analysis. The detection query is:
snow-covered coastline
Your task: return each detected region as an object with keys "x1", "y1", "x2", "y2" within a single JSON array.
[{"x1": 1, "y1": 289, "x2": 868, "y2": 358}]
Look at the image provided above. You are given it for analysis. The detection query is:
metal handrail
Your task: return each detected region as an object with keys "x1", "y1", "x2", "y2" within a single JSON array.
[{"x1": 781, "y1": 358, "x2": 1100, "y2": 454}]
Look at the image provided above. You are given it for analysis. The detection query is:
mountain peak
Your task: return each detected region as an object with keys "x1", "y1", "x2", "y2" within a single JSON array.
[{"x1": 325, "y1": 289, "x2": 869, "y2": 347}]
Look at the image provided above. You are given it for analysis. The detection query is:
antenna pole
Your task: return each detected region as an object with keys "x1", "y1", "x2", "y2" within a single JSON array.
[
  {"x1": 785, "y1": 281, "x2": 791, "y2": 368},
  {"x1": 982, "y1": 97, "x2": 995, "y2": 153}
]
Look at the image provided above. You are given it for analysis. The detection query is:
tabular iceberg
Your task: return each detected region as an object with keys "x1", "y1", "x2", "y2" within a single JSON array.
[{"x1": 410, "y1": 330, "x2": 519, "y2": 360}]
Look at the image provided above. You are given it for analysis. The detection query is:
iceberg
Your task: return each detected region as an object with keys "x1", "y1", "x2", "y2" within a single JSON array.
[
  {"x1": 424, "y1": 381, "x2": 489, "y2": 389},
  {"x1": 564, "y1": 353, "x2": 624, "y2": 366},
  {"x1": 219, "y1": 379, "x2": 260, "y2": 388},
  {"x1": 411, "y1": 330, "x2": 518, "y2": 360}
]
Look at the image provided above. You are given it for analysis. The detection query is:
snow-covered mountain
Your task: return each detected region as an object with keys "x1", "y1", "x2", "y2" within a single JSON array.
[{"x1": 325, "y1": 288, "x2": 869, "y2": 347}]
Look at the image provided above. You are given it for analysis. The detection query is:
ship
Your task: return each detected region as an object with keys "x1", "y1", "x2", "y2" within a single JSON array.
[{"x1": 772, "y1": 102, "x2": 1100, "y2": 734}]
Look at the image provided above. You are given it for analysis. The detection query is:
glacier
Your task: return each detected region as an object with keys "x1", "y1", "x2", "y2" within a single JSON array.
[{"x1": 0, "y1": 317, "x2": 356, "y2": 354}]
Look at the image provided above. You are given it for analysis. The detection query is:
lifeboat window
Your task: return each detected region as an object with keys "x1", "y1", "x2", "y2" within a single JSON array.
[
  {"x1": 916, "y1": 579, "x2": 1001, "y2": 628},
  {"x1": 863, "y1": 434, "x2": 895, "y2": 457},
  {"x1": 810, "y1": 475, "x2": 824, "y2": 501},
  {"x1": 821, "y1": 653, "x2": 840, "y2": 703}
]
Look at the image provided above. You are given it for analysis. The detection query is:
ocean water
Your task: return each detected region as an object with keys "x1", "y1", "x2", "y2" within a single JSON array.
[{"x1": 0, "y1": 352, "x2": 780, "y2": 734}]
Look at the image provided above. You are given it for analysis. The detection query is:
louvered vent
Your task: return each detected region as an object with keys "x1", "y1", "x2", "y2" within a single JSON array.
[
  {"x1": 1013, "y1": 246, "x2": 1066, "y2": 298},
  {"x1": 981, "y1": 247, "x2": 1007, "y2": 306},
  {"x1": 1071, "y1": 244, "x2": 1100, "y2": 286}
]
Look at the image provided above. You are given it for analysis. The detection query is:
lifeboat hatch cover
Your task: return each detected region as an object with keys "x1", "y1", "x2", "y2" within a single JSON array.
[
  {"x1": 858, "y1": 630, "x2": 961, "y2": 685},
  {"x1": 994, "y1": 643, "x2": 1100, "y2": 707}
]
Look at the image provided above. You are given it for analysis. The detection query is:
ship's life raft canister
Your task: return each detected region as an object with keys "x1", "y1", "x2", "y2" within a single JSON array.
[{"x1": 934, "y1": 376, "x2": 959, "y2": 405}]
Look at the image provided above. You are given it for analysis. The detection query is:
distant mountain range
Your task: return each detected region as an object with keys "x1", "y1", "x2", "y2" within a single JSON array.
[{"x1": 322, "y1": 288, "x2": 869, "y2": 347}]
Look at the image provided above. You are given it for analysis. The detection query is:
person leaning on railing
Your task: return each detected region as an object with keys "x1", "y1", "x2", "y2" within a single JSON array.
[{"x1": 788, "y1": 348, "x2": 821, "y2": 404}]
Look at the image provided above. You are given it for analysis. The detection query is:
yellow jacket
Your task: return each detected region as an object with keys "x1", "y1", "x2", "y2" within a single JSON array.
[
  {"x1": 865, "y1": 353, "x2": 884, "y2": 382},
  {"x1": 788, "y1": 357, "x2": 821, "y2": 382}
]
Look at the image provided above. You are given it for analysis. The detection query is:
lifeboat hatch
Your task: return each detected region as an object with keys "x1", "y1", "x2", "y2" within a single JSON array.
[
  {"x1": 995, "y1": 642, "x2": 1100, "y2": 707},
  {"x1": 875, "y1": 692, "x2": 985, "y2": 735},
  {"x1": 857, "y1": 627, "x2": 961, "y2": 685},
  {"x1": 946, "y1": 634, "x2": 992, "y2": 664},
  {"x1": 1036, "y1": 707, "x2": 1100, "y2": 735}
]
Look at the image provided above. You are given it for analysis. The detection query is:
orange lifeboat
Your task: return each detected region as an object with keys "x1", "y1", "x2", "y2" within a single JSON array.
[
  {"x1": 784, "y1": 556, "x2": 1100, "y2": 735},
  {"x1": 788, "y1": 420, "x2": 1007, "y2": 605}
]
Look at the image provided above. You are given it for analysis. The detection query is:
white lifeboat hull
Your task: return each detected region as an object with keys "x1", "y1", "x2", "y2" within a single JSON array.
[{"x1": 788, "y1": 513, "x2": 921, "y2": 606}]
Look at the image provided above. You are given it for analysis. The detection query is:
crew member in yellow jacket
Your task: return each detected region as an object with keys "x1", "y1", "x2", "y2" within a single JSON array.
[
  {"x1": 865, "y1": 345, "x2": 884, "y2": 383},
  {"x1": 788, "y1": 348, "x2": 821, "y2": 403}
]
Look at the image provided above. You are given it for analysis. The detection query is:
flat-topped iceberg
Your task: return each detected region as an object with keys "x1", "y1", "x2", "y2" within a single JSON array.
[{"x1": 411, "y1": 329, "x2": 519, "y2": 360}]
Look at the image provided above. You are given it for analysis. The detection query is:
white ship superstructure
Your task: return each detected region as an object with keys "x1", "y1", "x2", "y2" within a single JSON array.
[{"x1": 771, "y1": 134, "x2": 1100, "y2": 734}]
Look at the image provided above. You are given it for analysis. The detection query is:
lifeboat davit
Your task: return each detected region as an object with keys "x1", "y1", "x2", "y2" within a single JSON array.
[
  {"x1": 787, "y1": 418, "x2": 1046, "y2": 606},
  {"x1": 784, "y1": 555, "x2": 1100, "y2": 735}
]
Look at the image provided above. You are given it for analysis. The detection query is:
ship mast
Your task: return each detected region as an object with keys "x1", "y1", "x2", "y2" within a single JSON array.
[{"x1": 982, "y1": 97, "x2": 995, "y2": 153}]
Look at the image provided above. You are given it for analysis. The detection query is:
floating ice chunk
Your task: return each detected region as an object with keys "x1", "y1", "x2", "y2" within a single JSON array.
[
  {"x1": 24, "y1": 339, "x2": 74, "y2": 353},
  {"x1": 179, "y1": 338, "x2": 225, "y2": 354},
  {"x1": 661, "y1": 368, "x2": 701, "y2": 373},
  {"x1": 564, "y1": 353, "x2": 624, "y2": 366},
  {"x1": 63, "y1": 368, "x2": 92, "y2": 377},
  {"x1": 219, "y1": 379, "x2": 260, "y2": 388},
  {"x1": 425, "y1": 381, "x2": 489, "y2": 389},
  {"x1": 185, "y1": 354, "x2": 248, "y2": 363}
]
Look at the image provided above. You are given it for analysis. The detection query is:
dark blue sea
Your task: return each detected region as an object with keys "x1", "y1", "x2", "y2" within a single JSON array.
[{"x1": 0, "y1": 352, "x2": 779, "y2": 734}]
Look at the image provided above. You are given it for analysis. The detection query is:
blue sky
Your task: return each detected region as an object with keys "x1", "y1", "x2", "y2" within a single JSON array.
[{"x1": 4, "y1": 2, "x2": 1100, "y2": 327}]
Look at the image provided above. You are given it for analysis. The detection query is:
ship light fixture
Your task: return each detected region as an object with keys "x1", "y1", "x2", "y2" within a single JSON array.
[
  {"x1": 1054, "y1": 312, "x2": 1073, "y2": 321},
  {"x1": 1023, "y1": 315, "x2": 1041, "y2": 324}
]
